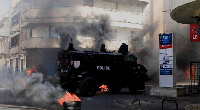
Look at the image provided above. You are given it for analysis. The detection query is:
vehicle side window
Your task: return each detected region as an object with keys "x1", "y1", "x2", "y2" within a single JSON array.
[{"x1": 124, "y1": 55, "x2": 136, "y2": 62}]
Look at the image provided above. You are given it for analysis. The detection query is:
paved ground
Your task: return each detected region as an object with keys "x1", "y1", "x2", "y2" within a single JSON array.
[
  {"x1": 77, "y1": 86, "x2": 200, "y2": 110},
  {"x1": 1, "y1": 85, "x2": 200, "y2": 110},
  {"x1": 0, "y1": 104, "x2": 46, "y2": 110}
]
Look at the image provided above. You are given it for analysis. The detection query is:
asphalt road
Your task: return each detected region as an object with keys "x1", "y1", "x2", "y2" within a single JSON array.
[
  {"x1": 77, "y1": 86, "x2": 200, "y2": 110},
  {"x1": 0, "y1": 85, "x2": 200, "y2": 110}
]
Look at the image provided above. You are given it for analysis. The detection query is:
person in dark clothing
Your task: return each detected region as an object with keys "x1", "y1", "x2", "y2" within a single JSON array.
[
  {"x1": 100, "y1": 44, "x2": 107, "y2": 52},
  {"x1": 118, "y1": 43, "x2": 128, "y2": 55},
  {"x1": 67, "y1": 42, "x2": 77, "y2": 52}
]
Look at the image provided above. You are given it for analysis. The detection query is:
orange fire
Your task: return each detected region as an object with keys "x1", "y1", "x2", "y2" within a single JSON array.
[
  {"x1": 27, "y1": 69, "x2": 33, "y2": 76},
  {"x1": 186, "y1": 65, "x2": 195, "y2": 80},
  {"x1": 27, "y1": 66, "x2": 37, "y2": 76},
  {"x1": 58, "y1": 92, "x2": 81, "y2": 106},
  {"x1": 99, "y1": 84, "x2": 109, "y2": 91}
]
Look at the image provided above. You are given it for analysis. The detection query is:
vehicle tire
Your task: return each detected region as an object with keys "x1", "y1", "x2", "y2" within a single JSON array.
[
  {"x1": 129, "y1": 82, "x2": 145, "y2": 94},
  {"x1": 63, "y1": 101, "x2": 81, "y2": 110},
  {"x1": 108, "y1": 84, "x2": 121, "y2": 93},
  {"x1": 79, "y1": 77, "x2": 98, "y2": 96}
]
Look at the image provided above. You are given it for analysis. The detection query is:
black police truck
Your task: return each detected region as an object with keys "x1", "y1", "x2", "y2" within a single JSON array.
[{"x1": 58, "y1": 43, "x2": 150, "y2": 96}]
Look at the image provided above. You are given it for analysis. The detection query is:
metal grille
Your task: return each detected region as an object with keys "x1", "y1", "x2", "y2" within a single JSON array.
[{"x1": 189, "y1": 61, "x2": 200, "y2": 94}]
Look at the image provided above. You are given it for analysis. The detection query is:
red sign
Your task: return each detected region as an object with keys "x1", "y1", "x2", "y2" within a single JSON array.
[
  {"x1": 159, "y1": 33, "x2": 173, "y2": 49},
  {"x1": 159, "y1": 44, "x2": 172, "y2": 49},
  {"x1": 190, "y1": 24, "x2": 200, "y2": 42}
]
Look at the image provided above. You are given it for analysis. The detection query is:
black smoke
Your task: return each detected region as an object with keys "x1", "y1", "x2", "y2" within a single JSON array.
[
  {"x1": 80, "y1": 16, "x2": 114, "y2": 50},
  {"x1": 56, "y1": 26, "x2": 79, "y2": 50}
]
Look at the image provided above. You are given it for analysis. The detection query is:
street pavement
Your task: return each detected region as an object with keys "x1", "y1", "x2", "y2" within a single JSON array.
[
  {"x1": 78, "y1": 86, "x2": 200, "y2": 110},
  {"x1": 0, "y1": 104, "x2": 46, "y2": 110},
  {"x1": 0, "y1": 85, "x2": 200, "y2": 110}
]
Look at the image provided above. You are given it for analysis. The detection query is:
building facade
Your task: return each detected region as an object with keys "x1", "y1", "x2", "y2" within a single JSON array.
[
  {"x1": 0, "y1": 0, "x2": 151, "y2": 76},
  {"x1": 0, "y1": 11, "x2": 11, "y2": 75}
]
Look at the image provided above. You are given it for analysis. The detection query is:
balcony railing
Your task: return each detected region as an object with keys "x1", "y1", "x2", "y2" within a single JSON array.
[
  {"x1": 21, "y1": 5, "x2": 146, "y2": 28},
  {"x1": 20, "y1": 37, "x2": 60, "y2": 49}
]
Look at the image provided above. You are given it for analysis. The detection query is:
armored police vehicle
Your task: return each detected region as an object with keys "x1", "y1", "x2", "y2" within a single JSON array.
[{"x1": 58, "y1": 43, "x2": 150, "y2": 96}]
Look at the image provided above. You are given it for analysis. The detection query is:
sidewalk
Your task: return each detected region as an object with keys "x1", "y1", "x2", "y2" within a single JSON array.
[{"x1": 0, "y1": 104, "x2": 46, "y2": 110}]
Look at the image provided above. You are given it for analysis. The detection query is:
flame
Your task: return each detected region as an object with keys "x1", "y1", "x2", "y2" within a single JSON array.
[
  {"x1": 99, "y1": 84, "x2": 109, "y2": 91},
  {"x1": 27, "y1": 66, "x2": 38, "y2": 76},
  {"x1": 27, "y1": 69, "x2": 33, "y2": 76},
  {"x1": 186, "y1": 65, "x2": 195, "y2": 80},
  {"x1": 58, "y1": 92, "x2": 81, "y2": 106}
]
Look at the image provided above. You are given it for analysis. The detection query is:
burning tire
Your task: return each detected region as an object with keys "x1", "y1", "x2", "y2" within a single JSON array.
[
  {"x1": 108, "y1": 83, "x2": 121, "y2": 93},
  {"x1": 63, "y1": 101, "x2": 81, "y2": 110},
  {"x1": 79, "y1": 77, "x2": 98, "y2": 96},
  {"x1": 128, "y1": 81, "x2": 145, "y2": 94}
]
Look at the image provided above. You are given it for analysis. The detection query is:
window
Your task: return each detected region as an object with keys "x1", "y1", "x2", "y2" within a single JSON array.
[
  {"x1": 130, "y1": 5, "x2": 143, "y2": 14},
  {"x1": 11, "y1": 35, "x2": 19, "y2": 47},
  {"x1": 11, "y1": 13, "x2": 20, "y2": 26},
  {"x1": 84, "y1": 0, "x2": 93, "y2": 7},
  {"x1": 10, "y1": 59, "x2": 13, "y2": 73},
  {"x1": 21, "y1": 59, "x2": 24, "y2": 71},
  {"x1": 32, "y1": 0, "x2": 66, "y2": 8},
  {"x1": 112, "y1": 29, "x2": 117, "y2": 40},
  {"x1": 130, "y1": 31, "x2": 137, "y2": 41},
  {"x1": 16, "y1": 58, "x2": 18, "y2": 68},
  {"x1": 26, "y1": 29, "x2": 32, "y2": 37},
  {"x1": 50, "y1": 27, "x2": 59, "y2": 38},
  {"x1": 124, "y1": 55, "x2": 137, "y2": 62},
  {"x1": 131, "y1": 31, "x2": 135, "y2": 36},
  {"x1": 29, "y1": 29, "x2": 32, "y2": 37},
  {"x1": 32, "y1": 29, "x2": 37, "y2": 37},
  {"x1": 104, "y1": 1, "x2": 117, "y2": 11}
]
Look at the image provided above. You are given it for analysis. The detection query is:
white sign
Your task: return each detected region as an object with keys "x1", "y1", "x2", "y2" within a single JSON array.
[
  {"x1": 97, "y1": 66, "x2": 111, "y2": 70},
  {"x1": 74, "y1": 61, "x2": 80, "y2": 68},
  {"x1": 159, "y1": 33, "x2": 174, "y2": 87}
]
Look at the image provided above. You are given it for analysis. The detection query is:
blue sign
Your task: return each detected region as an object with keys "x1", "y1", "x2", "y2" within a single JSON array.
[
  {"x1": 159, "y1": 33, "x2": 173, "y2": 49},
  {"x1": 160, "y1": 69, "x2": 172, "y2": 75}
]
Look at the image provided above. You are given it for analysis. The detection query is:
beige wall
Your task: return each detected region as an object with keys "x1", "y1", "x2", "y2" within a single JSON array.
[
  {"x1": 11, "y1": 0, "x2": 21, "y2": 8},
  {"x1": 8, "y1": 0, "x2": 151, "y2": 74}
]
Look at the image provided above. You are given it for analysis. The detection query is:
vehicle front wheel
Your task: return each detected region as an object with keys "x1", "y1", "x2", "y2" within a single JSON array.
[{"x1": 79, "y1": 77, "x2": 98, "y2": 96}]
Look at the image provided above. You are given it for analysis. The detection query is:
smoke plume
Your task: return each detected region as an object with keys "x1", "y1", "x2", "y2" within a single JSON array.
[
  {"x1": 56, "y1": 26, "x2": 79, "y2": 50},
  {"x1": 0, "y1": 72, "x2": 65, "y2": 110},
  {"x1": 80, "y1": 15, "x2": 114, "y2": 50},
  {"x1": 130, "y1": 27, "x2": 159, "y2": 83},
  {"x1": 175, "y1": 28, "x2": 200, "y2": 81}
]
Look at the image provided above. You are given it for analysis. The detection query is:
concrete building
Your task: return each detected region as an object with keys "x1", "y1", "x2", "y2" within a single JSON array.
[
  {"x1": 11, "y1": 0, "x2": 21, "y2": 8},
  {"x1": 0, "y1": 0, "x2": 195, "y2": 82},
  {"x1": 0, "y1": 11, "x2": 11, "y2": 75},
  {"x1": 150, "y1": 0, "x2": 200, "y2": 82},
  {"x1": 3, "y1": 0, "x2": 151, "y2": 76}
]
